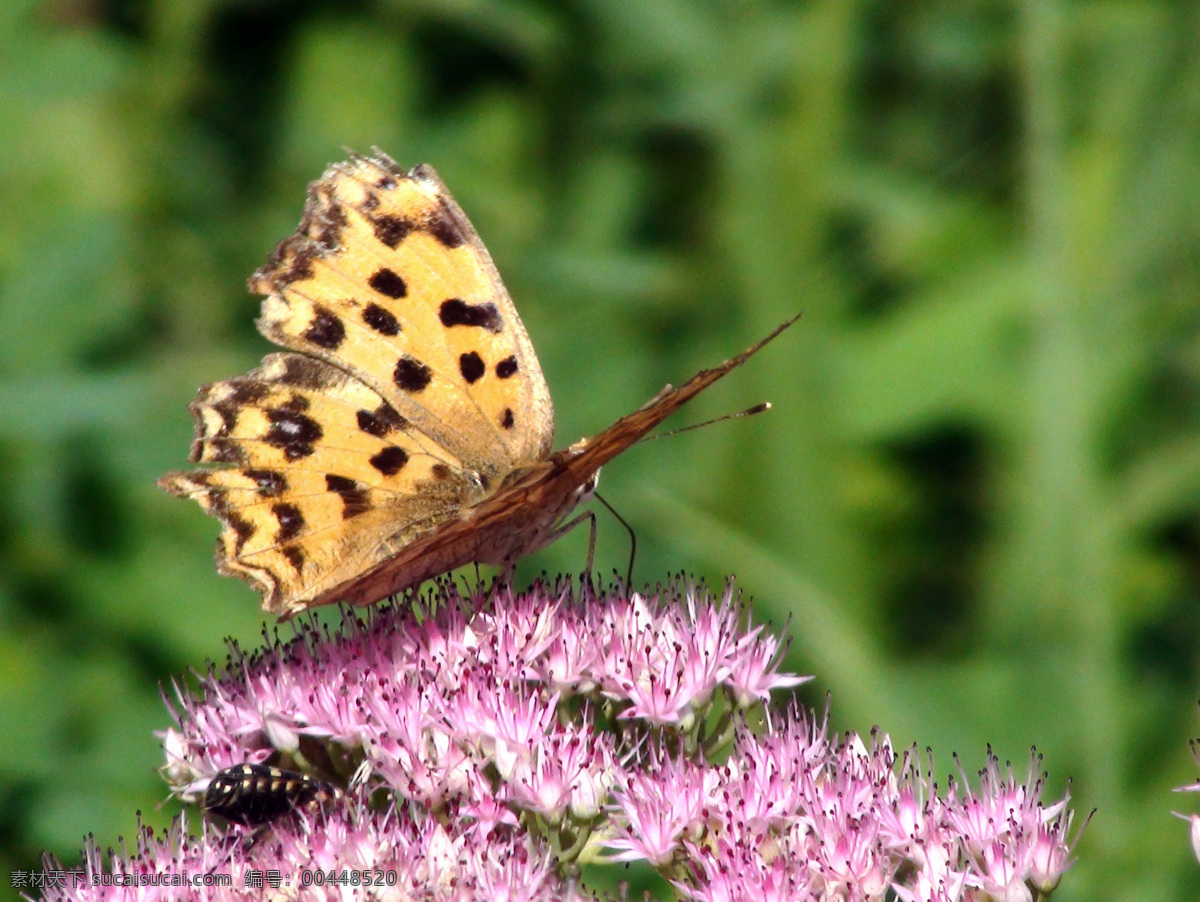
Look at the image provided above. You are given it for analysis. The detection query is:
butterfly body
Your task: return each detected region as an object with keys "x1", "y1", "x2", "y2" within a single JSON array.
[{"x1": 161, "y1": 152, "x2": 796, "y2": 615}]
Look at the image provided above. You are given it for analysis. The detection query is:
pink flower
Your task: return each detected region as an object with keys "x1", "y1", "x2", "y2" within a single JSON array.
[
  {"x1": 605, "y1": 748, "x2": 719, "y2": 866},
  {"x1": 506, "y1": 725, "x2": 614, "y2": 822},
  {"x1": 1175, "y1": 730, "x2": 1200, "y2": 865},
  {"x1": 593, "y1": 584, "x2": 801, "y2": 727}
]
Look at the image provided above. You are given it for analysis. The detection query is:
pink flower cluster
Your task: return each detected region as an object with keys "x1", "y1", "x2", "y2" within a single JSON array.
[
  {"x1": 607, "y1": 722, "x2": 1078, "y2": 902},
  {"x1": 36, "y1": 578, "x2": 1081, "y2": 901},
  {"x1": 35, "y1": 803, "x2": 582, "y2": 902}
]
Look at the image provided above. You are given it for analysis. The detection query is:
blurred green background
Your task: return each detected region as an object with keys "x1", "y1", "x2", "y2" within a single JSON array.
[{"x1": 1, "y1": 0, "x2": 1199, "y2": 897}]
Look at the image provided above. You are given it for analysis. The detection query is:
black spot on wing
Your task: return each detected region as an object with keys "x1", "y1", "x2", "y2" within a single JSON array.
[
  {"x1": 369, "y1": 268, "x2": 407, "y2": 299},
  {"x1": 264, "y1": 240, "x2": 317, "y2": 286},
  {"x1": 428, "y1": 198, "x2": 467, "y2": 248},
  {"x1": 326, "y1": 474, "x2": 370, "y2": 519},
  {"x1": 439, "y1": 299, "x2": 502, "y2": 333},
  {"x1": 264, "y1": 409, "x2": 323, "y2": 460},
  {"x1": 281, "y1": 545, "x2": 306, "y2": 574},
  {"x1": 279, "y1": 393, "x2": 310, "y2": 414},
  {"x1": 303, "y1": 306, "x2": 346, "y2": 349},
  {"x1": 181, "y1": 471, "x2": 213, "y2": 488},
  {"x1": 272, "y1": 503, "x2": 305, "y2": 542},
  {"x1": 370, "y1": 214, "x2": 413, "y2": 248},
  {"x1": 500, "y1": 408, "x2": 515, "y2": 430},
  {"x1": 275, "y1": 355, "x2": 331, "y2": 390},
  {"x1": 495, "y1": 356, "x2": 518, "y2": 379},
  {"x1": 226, "y1": 511, "x2": 255, "y2": 555},
  {"x1": 250, "y1": 190, "x2": 347, "y2": 292},
  {"x1": 298, "y1": 188, "x2": 349, "y2": 249},
  {"x1": 356, "y1": 404, "x2": 407, "y2": 437},
  {"x1": 225, "y1": 381, "x2": 271, "y2": 406},
  {"x1": 459, "y1": 351, "x2": 485, "y2": 384},
  {"x1": 362, "y1": 303, "x2": 401, "y2": 336},
  {"x1": 205, "y1": 438, "x2": 246, "y2": 465},
  {"x1": 245, "y1": 469, "x2": 287, "y2": 497},
  {"x1": 394, "y1": 356, "x2": 432, "y2": 393},
  {"x1": 208, "y1": 401, "x2": 239, "y2": 438},
  {"x1": 369, "y1": 446, "x2": 409, "y2": 476}
]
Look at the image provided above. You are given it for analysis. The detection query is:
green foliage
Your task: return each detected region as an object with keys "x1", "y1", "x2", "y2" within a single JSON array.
[{"x1": 1, "y1": 0, "x2": 1199, "y2": 898}]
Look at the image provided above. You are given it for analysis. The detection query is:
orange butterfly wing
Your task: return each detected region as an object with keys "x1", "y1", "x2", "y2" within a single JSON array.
[{"x1": 161, "y1": 150, "x2": 797, "y2": 615}]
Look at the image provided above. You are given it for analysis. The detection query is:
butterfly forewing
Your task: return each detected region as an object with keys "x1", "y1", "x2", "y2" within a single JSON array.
[{"x1": 249, "y1": 155, "x2": 553, "y2": 473}]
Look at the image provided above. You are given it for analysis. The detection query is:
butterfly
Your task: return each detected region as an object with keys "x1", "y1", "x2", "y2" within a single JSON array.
[{"x1": 160, "y1": 151, "x2": 797, "y2": 617}]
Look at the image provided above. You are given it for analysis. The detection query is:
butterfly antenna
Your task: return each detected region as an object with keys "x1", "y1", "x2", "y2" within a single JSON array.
[
  {"x1": 593, "y1": 491, "x2": 636, "y2": 588},
  {"x1": 637, "y1": 402, "x2": 772, "y2": 444}
]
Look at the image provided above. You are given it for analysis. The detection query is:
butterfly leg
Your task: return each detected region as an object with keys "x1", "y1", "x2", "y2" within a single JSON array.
[
  {"x1": 542, "y1": 510, "x2": 598, "y2": 586},
  {"x1": 593, "y1": 491, "x2": 637, "y2": 589}
]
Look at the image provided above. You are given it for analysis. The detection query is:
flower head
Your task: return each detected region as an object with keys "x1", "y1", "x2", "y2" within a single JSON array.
[{"x1": 34, "y1": 577, "x2": 1081, "y2": 901}]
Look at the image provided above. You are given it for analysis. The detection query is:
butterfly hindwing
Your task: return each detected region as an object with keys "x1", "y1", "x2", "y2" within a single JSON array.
[{"x1": 161, "y1": 352, "x2": 482, "y2": 612}]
